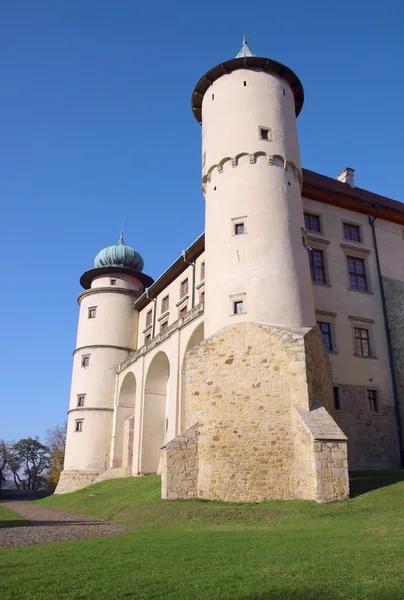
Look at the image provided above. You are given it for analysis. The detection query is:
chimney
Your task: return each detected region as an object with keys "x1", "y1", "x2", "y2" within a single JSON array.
[{"x1": 337, "y1": 167, "x2": 355, "y2": 188}]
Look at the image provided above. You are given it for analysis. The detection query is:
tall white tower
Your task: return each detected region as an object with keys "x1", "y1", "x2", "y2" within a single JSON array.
[
  {"x1": 57, "y1": 234, "x2": 153, "y2": 493},
  {"x1": 192, "y1": 37, "x2": 315, "y2": 337}
]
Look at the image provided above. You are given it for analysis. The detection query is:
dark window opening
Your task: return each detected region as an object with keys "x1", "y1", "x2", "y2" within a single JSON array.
[
  {"x1": 347, "y1": 256, "x2": 368, "y2": 291},
  {"x1": 235, "y1": 222, "x2": 245, "y2": 235},
  {"x1": 304, "y1": 213, "x2": 321, "y2": 233},
  {"x1": 367, "y1": 389, "x2": 379, "y2": 413},
  {"x1": 233, "y1": 300, "x2": 244, "y2": 314},
  {"x1": 333, "y1": 387, "x2": 341, "y2": 410},
  {"x1": 354, "y1": 327, "x2": 371, "y2": 356},
  {"x1": 317, "y1": 321, "x2": 333, "y2": 352},
  {"x1": 308, "y1": 248, "x2": 326, "y2": 284}
]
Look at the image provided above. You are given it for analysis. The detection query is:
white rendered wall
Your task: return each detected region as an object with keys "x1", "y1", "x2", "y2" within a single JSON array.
[
  {"x1": 201, "y1": 68, "x2": 315, "y2": 337},
  {"x1": 63, "y1": 273, "x2": 142, "y2": 474}
]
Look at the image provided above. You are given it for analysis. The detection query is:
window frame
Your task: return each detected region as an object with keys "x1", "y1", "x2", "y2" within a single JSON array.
[
  {"x1": 342, "y1": 221, "x2": 362, "y2": 243},
  {"x1": 258, "y1": 126, "x2": 272, "y2": 142},
  {"x1": 353, "y1": 326, "x2": 372, "y2": 357},
  {"x1": 75, "y1": 420, "x2": 83, "y2": 432},
  {"x1": 317, "y1": 320, "x2": 334, "y2": 352},
  {"x1": 77, "y1": 394, "x2": 86, "y2": 407},
  {"x1": 333, "y1": 386, "x2": 342, "y2": 411},
  {"x1": 110, "y1": 278, "x2": 117, "y2": 286},
  {"x1": 347, "y1": 255, "x2": 368, "y2": 292},
  {"x1": 179, "y1": 305, "x2": 188, "y2": 319},
  {"x1": 146, "y1": 309, "x2": 153, "y2": 328},
  {"x1": 304, "y1": 212, "x2": 322, "y2": 234},
  {"x1": 160, "y1": 320, "x2": 169, "y2": 334},
  {"x1": 81, "y1": 355, "x2": 90, "y2": 368},
  {"x1": 161, "y1": 295, "x2": 169, "y2": 314},
  {"x1": 231, "y1": 216, "x2": 247, "y2": 236},
  {"x1": 88, "y1": 306, "x2": 97, "y2": 319},
  {"x1": 200, "y1": 261, "x2": 205, "y2": 281},
  {"x1": 366, "y1": 389, "x2": 380, "y2": 414},
  {"x1": 180, "y1": 278, "x2": 189, "y2": 298}
]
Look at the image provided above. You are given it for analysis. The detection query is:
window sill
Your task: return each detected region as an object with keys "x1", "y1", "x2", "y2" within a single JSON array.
[
  {"x1": 230, "y1": 312, "x2": 246, "y2": 317},
  {"x1": 176, "y1": 295, "x2": 189, "y2": 308},
  {"x1": 142, "y1": 324, "x2": 152, "y2": 334},
  {"x1": 353, "y1": 354, "x2": 377, "y2": 360},
  {"x1": 347, "y1": 288, "x2": 373, "y2": 295},
  {"x1": 196, "y1": 280, "x2": 205, "y2": 290},
  {"x1": 312, "y1": 282, "x2": 332, "y2": 288},
  {"x1": 158, "y1": 311, "x2": 170, "y2": 323}
]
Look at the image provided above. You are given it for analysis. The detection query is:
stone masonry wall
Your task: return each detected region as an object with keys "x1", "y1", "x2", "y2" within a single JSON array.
[
  {"x1": 334, "y1": 384, "x2": 401, "y2": 470},
  {"x1": 122, "y1": 416, "x2": 135, "y2": 470},
  {"x1": 161, "y1": 425, "x2": 199, "y2": 499},
  {"x1": 168, "y1": 322, "x2": 349, "y2": 503},
  {"x1": 55, "y1": 470, "x2": 99, "y2": 494}
]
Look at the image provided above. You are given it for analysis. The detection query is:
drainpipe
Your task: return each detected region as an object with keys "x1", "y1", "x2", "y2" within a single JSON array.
[
  {"x1": 145, "y1": 287, "x2": 157, "y2": 339},
  {"x1": 369, "y1": 207, "x2": 404, "y2": 467},
  {"x1": 182, "y1": 250, "x2": 196, "y2": 309}
]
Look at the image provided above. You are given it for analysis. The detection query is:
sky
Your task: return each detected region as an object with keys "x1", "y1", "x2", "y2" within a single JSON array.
[{"x1": 1, "y1": 0, "x2": 403, "y2": 442}]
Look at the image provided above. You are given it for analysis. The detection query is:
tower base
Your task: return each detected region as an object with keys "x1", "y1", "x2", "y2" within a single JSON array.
[
  {"x1": 162, "y1": 322, "x2": 349, "y2": 503},
  {"x1": 54, "y1": 470, "x2": 100, "y2": 494}
]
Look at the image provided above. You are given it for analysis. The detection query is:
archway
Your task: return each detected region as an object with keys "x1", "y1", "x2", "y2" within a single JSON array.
[
  {"x1": 180, "y1": 322, "x2": 205, "y2": 432},
  {"x1": 114, "y1": 372, "x2": 136, "y2": 469},
  {"x1": 141, "y1": 352, "x2": 170, "y2": 474}
]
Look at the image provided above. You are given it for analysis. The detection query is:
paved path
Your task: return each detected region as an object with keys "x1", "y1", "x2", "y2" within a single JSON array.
[{"x1": 0, "y1": 501, "x2": 128, "y2": 547}]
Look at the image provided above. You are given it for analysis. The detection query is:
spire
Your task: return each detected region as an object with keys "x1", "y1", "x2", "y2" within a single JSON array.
[
  {"x1": 235, "y1": 34, "x2": 256, "y2": 59},
  {"x1": 117, "y1": 231, "x2": 125, "y2": 246}
]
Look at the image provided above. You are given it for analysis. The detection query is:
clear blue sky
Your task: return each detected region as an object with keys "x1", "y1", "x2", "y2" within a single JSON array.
[{"x1": 1, "y1": 0, "x2": 403, "y2": 442}]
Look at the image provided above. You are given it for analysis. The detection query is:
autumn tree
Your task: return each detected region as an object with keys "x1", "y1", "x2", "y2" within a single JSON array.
[
  {"x1": 8, "y1": 438, "x2": 50, "y2": 491},
  {"x1": 46, "y1": 422, "x2": 67, "y2": 490}
]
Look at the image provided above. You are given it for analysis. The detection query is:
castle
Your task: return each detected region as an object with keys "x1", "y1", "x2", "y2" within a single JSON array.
[{"x1": 57, "y1": 39, "x2": 404, "y2": 502}]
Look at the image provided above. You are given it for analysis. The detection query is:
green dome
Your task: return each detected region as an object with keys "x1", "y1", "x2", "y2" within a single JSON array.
[{"x1": 94, "y1": 234, "x2": 144, "y2": 272}]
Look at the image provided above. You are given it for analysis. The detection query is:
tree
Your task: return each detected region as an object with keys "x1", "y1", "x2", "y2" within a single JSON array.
[
  {"x1": 9, "y1": 438, "x2": 50, "y2": 491},
  {"x1": 46, "y1": 422, "x2": 67, "y2": 490},
  {"x1": 0, "y1": 440, "x2": 11, "y2": 494}
]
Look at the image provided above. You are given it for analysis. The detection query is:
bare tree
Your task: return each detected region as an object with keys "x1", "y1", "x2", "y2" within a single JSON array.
[{"x1": 0, "y1": 440, "x2": 11, "y2": 494}]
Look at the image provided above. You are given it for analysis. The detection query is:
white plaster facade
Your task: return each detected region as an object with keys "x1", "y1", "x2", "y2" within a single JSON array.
[{"x1": 57, "y1": 42, "x2": 404, "y2": 496}]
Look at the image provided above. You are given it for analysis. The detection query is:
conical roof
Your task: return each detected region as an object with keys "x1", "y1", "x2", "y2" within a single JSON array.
[{"x1": 235, "y1": 34, "x2": 256, "y2": 58}]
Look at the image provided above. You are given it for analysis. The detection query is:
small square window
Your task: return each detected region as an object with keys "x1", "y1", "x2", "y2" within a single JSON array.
[
  {"x1": 333, "y1": 387, "x2": 341, "y2": 410},
  {"x1": 81, "y1": 356, "x2": 90, "y2": 368},
  {"x1": 343, "y1": 223, "x2": 361, "y2": 242},
  {"x1": 110, "y1": 279, "x2": 117, "y2": 286},
  {"x1": 77, "y1": 395, "x2": 85, "y2": 407},
  {"x1": 367, "y1": 389, "x2": 379, "y2": 413},
  {"x1": 161, "y1": 295, "x2": 169, "y2": 313},
  {"x1": 180, "y1": 278, "x2": 188, "y2": 298},
  {"x1": 235, "y1": 222, "x2": 245, "y2": 235},
  {"x1": 145, "y1": 333, "x2": 151, "y2": 344},
  {"x1": 88, "y1": 307, "x2": 96, "y2": 319},
  {"x1": 146, "y1": 310, "x2": 152, "y2": 327},
  {"x1": 160, "y1": 321, "x2": 168, "y2": 333},
  {"x1": 200, "y1": 262, "x2": 205, "y2": 281},
  {"x1": 233, "y1": 300, "x2": 244, "y2": 315},
  {"x1": 354, "y1": 327, "x2": 371, "y2": 357},
  {"x1": 304, "y1": 213, "x2": 321, "y2": 233},
  {"x1": 179, "y1": 305, "x2": 188, "y2": 318},
  {"x1": 75, "y1": 420, "x2": 83, "y2": 432},
  {"x1": 259, "y1": 127, "x2": 271, "y2": 141},
  {"x1": 317, "y1": 321, "x2": 333, "y2": 352}
]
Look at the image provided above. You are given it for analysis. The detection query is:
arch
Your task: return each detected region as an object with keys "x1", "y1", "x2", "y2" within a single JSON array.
[
  {"x1": 180, "y1": 322, "x2": 205, "y2": 432},
  {"x1": 141, "y1": 352, "x2": 170, "y2": 474},
  {"x1": 113, "y1": 372, "x2": 136, "y2": 468}
]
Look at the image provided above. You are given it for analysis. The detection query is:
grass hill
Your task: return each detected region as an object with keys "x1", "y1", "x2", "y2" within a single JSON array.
[{"x1": 1, "y1": 471, "x2": 404, "y2": 600}]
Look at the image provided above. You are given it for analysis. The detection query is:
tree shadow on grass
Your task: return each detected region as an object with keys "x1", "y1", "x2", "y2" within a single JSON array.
[
  {"x1": 0, "y1": 520, "x2": 28, "y2": 529},
  {"x1": 239, "y1": 590, "x2": 402, "y2": 600},
  {"x1": 349, "y1": 469, "x2": 404, "y2": 498}
]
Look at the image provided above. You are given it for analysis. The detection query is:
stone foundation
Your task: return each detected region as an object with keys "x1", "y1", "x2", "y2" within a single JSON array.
[
  {"x1": 162, "y1": 322, "x2": 349, "y2": 503},
  {"x1": 55, "y1": 470, "x2": 100, "y2": 494}
]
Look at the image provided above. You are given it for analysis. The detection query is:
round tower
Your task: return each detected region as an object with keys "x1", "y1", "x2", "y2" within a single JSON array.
[
  {"x1": 192, "y1": 37, "x2": 315, "y2": 338},
  {"x1": 59, "y1": 234, "x2": 153, "y2": 492}
]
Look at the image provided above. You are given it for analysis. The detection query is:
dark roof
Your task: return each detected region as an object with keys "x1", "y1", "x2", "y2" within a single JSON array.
[
  {"x1": 80, "y1": 266, "x2": 154, "y2": 290},
  {"x1": 192, "y1": 56, "x2": 304, "y2": 124}
]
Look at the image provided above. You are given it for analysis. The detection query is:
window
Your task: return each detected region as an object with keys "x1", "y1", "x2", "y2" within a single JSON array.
[
  {"x1": 88, "y1": 307, "x2": 96, "y2": 319},
  {"x1": 160, "y1": 321, "x2": 168, "y2": 333},
  {"x1": 367, "y1": 389, "x2": 380, "y2": 413},
  {"x1": 180, "y1": 278, "x2": 188, "y2": 298},
  {"x1": 145, "y1": 333, "x2": 151, "y2": 344},
  {"x1": 259, "y1": 127, "x2": 270, "y2": 140},
  {"x1": 200, "y1": 290, "x2": 205, "y2": 303},
  {"x1": 304, "y1": 213, "x2": 321, "y2": 233},
  {"x1": 77, "y1": 395, "x2": 85, "y2": 407},
  {"x1": 146, "y1": 310, "x2": 152, "y2": 327},
  {"x1": 233, "y1": 300, "x2": 244, "y2": 314},
  {"x1": 200, "y1": 262, "x2": 205, "y2": 281},
  {"x1": 161, "y1": 295, "x2": 169, "y2": 313},
  {"x1": 343, "y1": 223, "x2": 361, "y2": 242},
  {"x1": 308, "y1": 248, "x2": 326, "y2": 284},
  {"x1": 81, "y1": 355, "x2": 90, "y2": 368},
  {"x1": 333, "y1": 387, "x2": 341, "y2": 410},
  {"x1": 235, "y1": 222, "x2": 245, "y2": 235},
  {"x1": 347, "y1": 256, "x2": 368, "y2": 291},
  {"x1": 179, "y1": 305, "x2": 188, "y2": 318},
  {"x1": 75, "y1": 420, "x2": 83, "y2": 432},
  {"x1": 110, "y1": 279, "x2": 117, "y2": 286},
  {"x1": 354, "y1": 327, "x2": 371, "y2": 357},
  {"x1": 317, "y1": 321, "x2": 333, "y2": 352}
]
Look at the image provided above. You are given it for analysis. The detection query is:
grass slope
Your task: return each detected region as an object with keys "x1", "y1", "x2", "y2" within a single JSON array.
[
  {"x1": 1, "y1": 472, "x2": 404, "y2": 600},
  {"x1": 0, "y1": 505, "x2": 27, "y2": 528}
]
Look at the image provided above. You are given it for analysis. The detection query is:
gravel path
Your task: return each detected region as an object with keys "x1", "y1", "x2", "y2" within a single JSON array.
[{"x1": 0, "y1": 501, "x2": 128, "y2": 547}]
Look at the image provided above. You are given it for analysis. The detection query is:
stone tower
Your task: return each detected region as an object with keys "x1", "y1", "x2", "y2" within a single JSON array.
[
  {"x1": 162, "y1": 39, "x2": 349, "y2": 503},
  {"x1": 56, "y1": 235, "x2": 153, "y2": 493},
  {"x1": 193, "y1": 36, "x2": 315, "y2": 338}
]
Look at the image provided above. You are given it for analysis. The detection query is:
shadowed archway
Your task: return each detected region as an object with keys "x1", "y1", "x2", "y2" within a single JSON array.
[{"x1": 114, "y1": 372, "x2": 136, "y2": 469}]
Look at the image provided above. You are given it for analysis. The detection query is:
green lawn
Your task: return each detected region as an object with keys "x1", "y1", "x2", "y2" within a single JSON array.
[
  {"x1": 0, "y1": 505, "x2": 27, "y2": 528},
  {"x1": 1, "y1": 472, "x2": 404, "y2": 600}
]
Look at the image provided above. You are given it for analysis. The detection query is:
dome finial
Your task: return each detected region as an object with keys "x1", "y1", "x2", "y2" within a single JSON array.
[
  {"x1": 236, "y1": 33, "x2": 256, "y2": 59},
  {"x1": 117, "y1": 218, "x2": 125, "y2": 246}
]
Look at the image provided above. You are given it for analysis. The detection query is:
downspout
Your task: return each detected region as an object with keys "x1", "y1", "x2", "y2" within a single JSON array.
[
  {"x1": 145, "y1": 287, "x2": 157, "y2": 339},
  {"x1": 182, "y1": 250, "x2": 196, "y2": 309},
  {"x1": 369, "y1": 207, "x2": 404, "y2": 467}
]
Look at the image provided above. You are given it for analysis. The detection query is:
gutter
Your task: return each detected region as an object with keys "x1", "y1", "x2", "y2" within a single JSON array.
[{"x1": 369, "y1": 207, "x2": 404, "y2": 468}]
